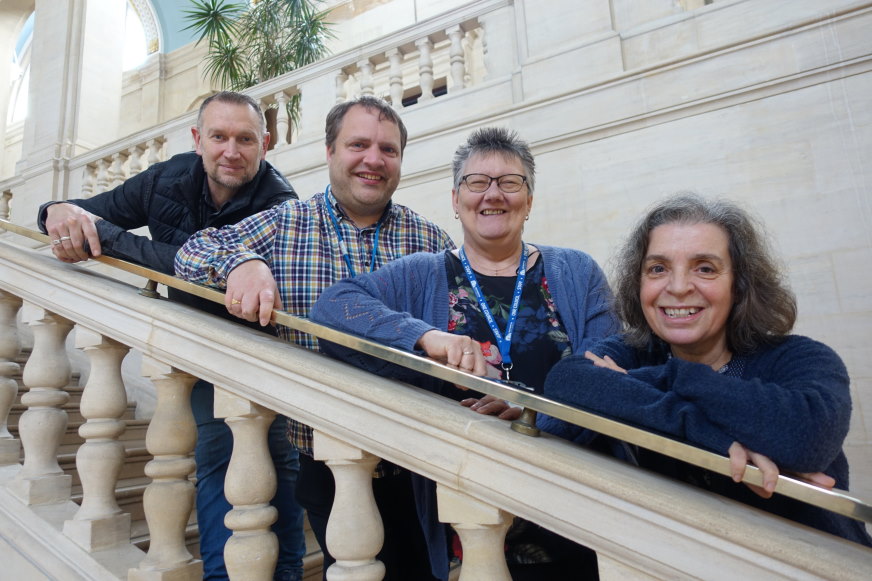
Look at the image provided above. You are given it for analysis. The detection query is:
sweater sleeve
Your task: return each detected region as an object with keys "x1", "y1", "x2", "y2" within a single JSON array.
[
  {"x1": 543, "y1": 353, "x2": 736, "y2": 456},
  {"x1": 310, "y1": 254, "x2": 440, "y2": 352},
  {"x1": 663, "y1": 337, "x2": 851, "y2": 472},
  {"x1": 545, "y1": 336, "x2": 852, "y2": 472},
  {"x1": 175, "y1": 206, "x2": 282, "y2": 288},
  {"x1": 95, "y1": 220, "x2": 179, "y2": 274},
  {"x1": 545, "y1": 247, "x2": 619, "y2": 355}
]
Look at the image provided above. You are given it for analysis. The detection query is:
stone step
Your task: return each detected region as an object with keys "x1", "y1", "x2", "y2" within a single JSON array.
[
  {"x1": 10, "y1": 417, "x2": 149, "y2": 449},
  {"x1": 9, "y1": 401, "x2": 138, "y2": 426}
]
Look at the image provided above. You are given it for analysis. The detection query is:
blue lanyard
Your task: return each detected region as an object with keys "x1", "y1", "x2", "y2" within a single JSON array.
[
  {"x1": 458, "y1": 243, "x2": 528, "y2": 381},
  {"x1": 324, "y1": 185, "x2": 381, "y2": 278}
]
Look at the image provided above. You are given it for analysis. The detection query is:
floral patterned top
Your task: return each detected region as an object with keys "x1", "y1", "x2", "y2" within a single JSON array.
[{"x1": 446, "y1": 252, "x2": 571, "y2": 393}]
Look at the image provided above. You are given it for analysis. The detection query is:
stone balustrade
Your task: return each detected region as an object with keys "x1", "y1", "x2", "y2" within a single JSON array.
[
  {"x1": 337, "y1": 19, "x2": 481, "y2": 107},
  {"x1": 1, "y1": 235, "x2": 871, "y2": 580},
  {"x1": 80, "y1": 137, "x2": 166, "y2": 198}
]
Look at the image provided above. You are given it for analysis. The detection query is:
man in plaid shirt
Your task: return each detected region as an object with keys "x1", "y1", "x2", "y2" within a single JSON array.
[{"x1": 176, "y1": 96, "x2": 454, "y2": 580}]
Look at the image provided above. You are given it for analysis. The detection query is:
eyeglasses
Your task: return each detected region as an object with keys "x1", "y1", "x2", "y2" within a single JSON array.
[{"x1": 460, "y1": 173, "x2": 528, "y2": 193}]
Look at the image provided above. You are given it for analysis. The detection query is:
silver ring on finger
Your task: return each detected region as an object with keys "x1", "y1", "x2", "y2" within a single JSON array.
[
  {"x1": 462, "y1": 350, "x2": 474, "y2": 355},
  {"x1": 59, "y1": 236, "x2": 72, "y2": 242}
]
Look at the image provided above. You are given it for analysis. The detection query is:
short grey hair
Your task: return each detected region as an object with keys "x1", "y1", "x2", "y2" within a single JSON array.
[
  {"x1": 197, "y1": 91, "x2": 266, "y2": 136},
  {"x1": 451, "y1": 127, "x2": 536, "y2": 194}
]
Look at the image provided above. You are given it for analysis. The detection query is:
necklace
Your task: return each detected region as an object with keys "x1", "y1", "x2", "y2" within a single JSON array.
[{"x1": 464, "y1": 246, "x2": 531, "y2": 276}]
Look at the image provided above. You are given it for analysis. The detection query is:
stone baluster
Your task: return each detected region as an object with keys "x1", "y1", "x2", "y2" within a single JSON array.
[
  {"x1": 314, "y1": 431, "x2": 385, "y2": 581},
  {"x1": 335, "y1": 71, "x2": 349, "y2": 103},
  {"x1": 437, "y1": 484, "x2": 511, "y2": 581},
  {"x1": 81, "y1": 165, "x2": 96, "y2": 198},
  {"x1": 0, "y1": 190, "x2": 12, "y2": 220},
  {"x1": 109, "y1": 151, "x2": 129, "y2": 188},
  {"x1": 386, "y1": 48, "x2": 404, "y2": 108},
  {"x1": 128, "y1": 144, "x2": 145, "y2": 177},
  {"x1": 274, "y1": 91, "x2": 290, "y2": 147},
  {"x1": 0, "y1": 291, "x2": 22, "y2": 467},
  {"x1": 63, "y1": 329, "x2": 130, "y2": 551},
  {"x1": 145, "y1": 138, "x2": 163, "y2": 168},
  {"x1": 478, "y1": 8, "x2": 514, "y2": 80},
  {"x1": 129, "y1": 357, "x2": 202, "y2": 581},
  {"x1": 447, "y1": 25, "x2": 466, "y2": 91},
  {"x1": 357, "y1": 59, "x2": 375, "y2": 97},
  {"x1": 214, "y1": 388, "x2": 278, "y2": 580},
  {"x1": 415, "y1": 37, "x2": 435, "y2": 102},
  {"x1": 95, "y1": 158, "x2": 110, "y2": 193},
  {"x1": 7, "y1": 306, "x2": 73, "y2": 505}
]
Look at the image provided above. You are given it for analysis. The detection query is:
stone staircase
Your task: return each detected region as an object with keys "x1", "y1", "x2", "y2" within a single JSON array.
[{"x1": 6, "y1": 348, "x2": 325, "y2": 579}]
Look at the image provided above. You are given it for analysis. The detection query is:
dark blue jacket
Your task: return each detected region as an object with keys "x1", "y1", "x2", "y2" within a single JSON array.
[
  {"x1": 38, "y1": 151, "x2": 297, "y2": 319},
  {"x1": 542, "y1": 334, "x2": 872, "y2": 547}
]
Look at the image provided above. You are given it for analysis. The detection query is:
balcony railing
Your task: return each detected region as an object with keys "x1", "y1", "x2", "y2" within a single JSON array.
[{"x1": 2, "y1": 228, "x2": 871, "y2": 580}]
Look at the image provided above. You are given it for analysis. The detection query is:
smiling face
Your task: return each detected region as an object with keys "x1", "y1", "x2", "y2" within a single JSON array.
[
  {"x1": 640, "y1": 222, "x2": 734, "y2": 367},
  {"x1": 326, "y1": 105, "x2": 403, "y2": 226},
  {"x1": 452, "y1": 152, "x2": 533, "y2": 254},
  {"x1": 192, "y1": 100, "x2": 269, "y2": 207}
]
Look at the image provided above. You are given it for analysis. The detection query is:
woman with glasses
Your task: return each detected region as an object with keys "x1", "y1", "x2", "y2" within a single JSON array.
[{"x1": 311, "y1": 127, "x2": 618, "y2": 579}]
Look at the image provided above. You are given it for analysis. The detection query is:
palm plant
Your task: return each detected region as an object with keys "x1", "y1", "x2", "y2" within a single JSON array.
[{"x1": 183, "y1": 0, "x2": 333, "y2": 125}]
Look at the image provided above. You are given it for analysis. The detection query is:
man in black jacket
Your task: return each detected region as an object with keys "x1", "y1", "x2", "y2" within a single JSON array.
[{"x1": 37, "y1": 91, "x2": 305, "y2": 581}]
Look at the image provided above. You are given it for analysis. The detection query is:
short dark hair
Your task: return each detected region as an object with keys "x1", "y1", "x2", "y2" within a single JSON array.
[
  {"x1": 451, "y1": 127, "x2": 536, "y2": 194},
  {"x1": 325, "y1": 96, "x2": 408, "y2": 154},
  {"x1": 614, "y1": 192, "x2": 796, "y2": 353},
  {"x1": 197, "y1": 91, "x2": 266, "y2": 136}
]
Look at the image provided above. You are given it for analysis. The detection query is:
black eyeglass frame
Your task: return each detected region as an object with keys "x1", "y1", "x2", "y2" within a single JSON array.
[{"x1": 460, "y1": 173, "x2": 528, "y2": 193}]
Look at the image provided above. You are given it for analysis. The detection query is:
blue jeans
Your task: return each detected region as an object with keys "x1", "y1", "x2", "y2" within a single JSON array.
[{"x1": 192, "y1": 380, "x2": 306, "y2": 581}]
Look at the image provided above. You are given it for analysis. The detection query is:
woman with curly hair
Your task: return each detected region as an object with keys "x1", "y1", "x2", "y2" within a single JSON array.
[{"x1": 543, "y1": 193, "x2": 872, "y2": 546}]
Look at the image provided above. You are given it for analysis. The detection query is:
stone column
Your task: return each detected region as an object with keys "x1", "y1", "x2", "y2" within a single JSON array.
[
  {"x1": 129, "y1": 357, "x2": 202, "y2": 581},
  {"x1": 437, "y1": 484, "x2": 511, "y2": 581},
  {"x1": 274, "y1": 91, "x2": 290, "y2": 147},
  {"x1": 63, "y1": 328, "x2": 131, "y2": 551},
  {"x1": 214, "y1": 388, "x2": 279, "y2": 580},
  {"x1": 0, "y1": 291, "x2": 22, "y2": 466},
  {"x1": 478, "y1": 7, "x2": 518, "y2": 80},
  {"x1": 19, "y1": 0, "x2": 126, "y2": 169},
  {"x1": 386, "y1": 49, "x2": 405, "y2": 108},
  {"x1": 0, "y1": 190, "x2": 12, "y2": 221},
  {"x1": 447, "y1": 25, "x2": 467, "y2": 91},
  {"x1": 7, "y1": 305, "x2": 73, "y2": 505},
  {"x1": 357, "y1": 59, "x2": 375, "y2": 97},
  {"x1": 315, "y1": 431, "x2": 385, "y2": 581},
  {"x1": 415, "y1": 38, "x2": 435, "y2": 102}
]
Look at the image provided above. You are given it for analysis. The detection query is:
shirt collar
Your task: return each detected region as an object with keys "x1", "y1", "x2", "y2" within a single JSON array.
[{"x1": 325, "y1": 186, "x2": 395, "y2": 229}]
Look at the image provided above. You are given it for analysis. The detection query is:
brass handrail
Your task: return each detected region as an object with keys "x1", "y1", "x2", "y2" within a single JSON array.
[{"x1": 3, "y1": 218, "x2": 871, "y2": 524}]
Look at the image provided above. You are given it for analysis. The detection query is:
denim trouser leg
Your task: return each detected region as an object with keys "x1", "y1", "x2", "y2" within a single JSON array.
[{"x1": 192, "y1": 380, "x2": 306, "y2": 581}]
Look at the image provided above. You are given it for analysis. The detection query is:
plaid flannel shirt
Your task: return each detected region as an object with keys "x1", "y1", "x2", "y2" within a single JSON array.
[{"x1": 176, "y1": 191, "x2": 455, "y2": 466}]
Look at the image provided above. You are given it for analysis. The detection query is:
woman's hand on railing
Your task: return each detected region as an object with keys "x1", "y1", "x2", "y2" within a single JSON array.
[
  {"x1": 584, "y1": 350, "x2": 627, "y2": 373},
  {"x1": 226, "y1": 260, "x2": 283, "y2": 326},
  {"x1": 729, "y1": 441, "x2": 779, "y2": 498},
  {"x1": 460, "y1": 394, "x2": 522, "y2": 420},
  {"x1": 728, "y1": 442, "x2": 837, "y2": 499},
  {"x1": 45, "y1": 203, "x2": 102, "y2": 262},
  {"x1": 416, "y1": 330, "x2": 487, "y2": 377}
]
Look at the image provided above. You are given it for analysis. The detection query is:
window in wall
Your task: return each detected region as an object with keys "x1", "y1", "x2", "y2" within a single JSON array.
[
  {"x1": 7, "y1": 1, "x2": 160, "y2": 125},
  {"x1": 8, "y1": 12, "x2": 33, "y2": 125},
  {"x1": 124, "y1": 2, "x2": 149, "y2": 70}
]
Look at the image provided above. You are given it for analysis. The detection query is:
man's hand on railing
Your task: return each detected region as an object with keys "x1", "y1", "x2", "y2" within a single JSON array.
[
  {"x1": 45, "y1": 202, "x2": 102, "y2": 263},
  {"x1": 226, "y1": 259, "x2": 283, "y2": 326}
]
